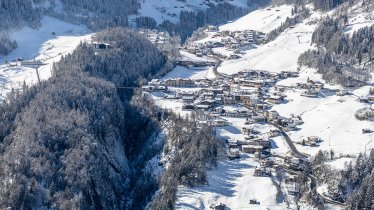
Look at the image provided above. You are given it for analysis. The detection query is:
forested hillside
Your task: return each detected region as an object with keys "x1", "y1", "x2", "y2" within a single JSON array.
[
  {"x1": 0, "y1": 0, "x2": 138, "y2": 31},
  {"x1": 311, "y1": 0, "x2": 351, "y2": 11},
  {"x1": 312, "y1": 150, "x2": 374, "y2": 208},
  {"x1": 150, "y1": 112, "x2": 217, "y2": 210},
  {"x1": 0, "y1": 28, "x2": 165, "y2": 209},
  {"x1": 298, "y1": 1, "x2": 374, "y2": 87},
  {"x1": 136, "y1": 3, "x2": 249, "y2": 42},
  {"x1": 138, "y1": 0, "x2": 272, "y2": 42}
]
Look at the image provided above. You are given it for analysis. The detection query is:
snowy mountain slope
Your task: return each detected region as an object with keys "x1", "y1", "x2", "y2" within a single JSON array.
[
  {"x1": 176, "y1": 157, "x2": 289, "y2": 210},
  {"x1": 273, "y1": 80, "x2": 374, "y2": 156},
  {"x1": 218, "y1": 9, "x2": 321, "y2": 74},
  {"x1": 0, "y1": 16, "x2": 92, "y2": 100},
  {"x1": 342, "y1": 2, "x2": 374, "y2": 35},
  {"x1": 132, "y1": 0, "x2": 209, "y2": 24},
  {"x1": 162, "y1": 65, "x2": 216, "y2": 80},
  {"x1": 269, "y1": 64, "x2": 374, "y2": 156},
  {"x1": 220, "y1": 4, "x2": 293, "y2": 33},
  {"x1": 0, "y1": 16, "x2": 91, "y2": 62},
  {"x1": 132, "y1": 0, "x2": 249, "y2": 24}
]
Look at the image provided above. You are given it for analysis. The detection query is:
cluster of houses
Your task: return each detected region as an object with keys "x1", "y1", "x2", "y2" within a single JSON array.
[
  {"x1": 143, "y1": 70, "x2": 304, "y2": 133},
  {"x1": 177, "y1": 59, "x2": 216, "y2": 67},
  {"x1": 359, "y1": 94, "x2": 374, "y2": 103},
  {"x1": 285, "y1": 175, "x2": 300, "y2": 196},
  {"x1": 284, "y1": 156, "x2": 307, "y2": 171},
  {"x1": 296, "y1": 79, "x2": 324, "y2": 98},
  {"x1": 138, "y1": 29, "x2": 170, "y2": 45},
  {"x1": 137, "y1": 29, "x2": 181, "y2": 55},
  {"x1": 299, "y1": 136, "x2": 323, "y2": 147},
  {"x1": 183, "y1": 27, "x2": 266, "y2": 60},
  {"x1": 210, "y1": 29, "x2": 266, "y2": 45},
  {"x1": 142, "y1": 69, "x2": 311, "y2": 203},
  {"x1": 143, "y1": 70, "x2": 300, "y2": 113}
]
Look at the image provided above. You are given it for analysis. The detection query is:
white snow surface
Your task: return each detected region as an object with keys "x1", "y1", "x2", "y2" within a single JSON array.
[
  {"x1": 326, "y1": 158, "x2": 354, "y2": 170},
  {"x1": 220, "y1": 4, "x2": 294, "y2": 33},
  {"x1": 176, "y1": 156, "x2": 288, "y2": 210},
  {"x1": 0, "y1": 16, "x2": 92, "y2": 100},
  {"x1": 272, "y1": 67, "x2": 374, "y2": 156},
  {"x1": 163, "y1": 65, "x2": 216, "y2": 80}
]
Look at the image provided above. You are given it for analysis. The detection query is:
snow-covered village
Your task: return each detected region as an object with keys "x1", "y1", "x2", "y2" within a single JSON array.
[{"x1": 0, "y1": 0, "x2": 374, "y2": 209}]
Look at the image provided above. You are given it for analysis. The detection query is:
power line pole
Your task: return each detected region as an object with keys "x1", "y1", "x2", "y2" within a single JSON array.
[{"x1": 35, "y1": 67, "x2": 41, "y2": 84}]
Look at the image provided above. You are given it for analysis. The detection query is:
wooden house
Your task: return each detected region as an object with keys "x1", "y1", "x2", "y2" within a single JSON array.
[
  {"x1": 242, "y1": 145, "x2": 263, "y2": 153},
  {"x1": 182, "y1": 104, "x2": 195, "y2": 110},
  {"x1": 266, "y1": 95, "x2": 283, "y2": 104},
  {"x1": 212, "y1": 118, "x2": 229, "y2": 127},
  {"x1": 182, "y1": 96, "x2": 195, "y2": 103},
  {"x1": 92, "y1": 42, "x2": 110, "y2": 50},
  {"x1": 253, "y1": 167, "x2": 271, "y2": 177},
  {"x1": 264, "y1": 110, "x2": 279, "y2": 121},
  {"x1": 210, "y1": 203, "x2": 226, "y2": 210},
  {"x1": 228, "y1": 148, "x2": 240, "y2": 159},
  {"x1": 252, "y1": 115, "x2": 266, "y2": 123},
  {"x1": 164, "y1": 78, "x2": 195, "y2": 87},
  {"x1": 269, "y1": 129, "x2": 281, "y2": 137}
]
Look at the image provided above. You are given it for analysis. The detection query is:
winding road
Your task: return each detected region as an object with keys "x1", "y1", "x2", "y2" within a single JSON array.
[{"x1": 268, "y1": 121, "x2": 309, "y2": 159}]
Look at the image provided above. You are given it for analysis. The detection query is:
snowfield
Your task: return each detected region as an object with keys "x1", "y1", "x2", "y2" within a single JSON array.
[
  {"x1": 274, "y1": 85, "x2": 374, "y2": 156},
  {"x1": 162, "y1": 65, "x2": 216, "y2": 80},
  {"x1": 0, "y1": 16, "x2": 92, "y2": 100},
  {"x1": 220, "y1": 4, "x2": 294, "y2": 33},
  {"x1": 272, "y1": 67, "x2": 374, "y2": 156},
  {"x1": 176, "y1": 156, "x2": 290, "y2": 210}
]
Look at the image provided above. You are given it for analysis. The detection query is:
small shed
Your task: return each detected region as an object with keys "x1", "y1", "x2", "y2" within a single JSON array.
[{"x1": 92, "y1": 41, "x2": 110, "y2": 50}]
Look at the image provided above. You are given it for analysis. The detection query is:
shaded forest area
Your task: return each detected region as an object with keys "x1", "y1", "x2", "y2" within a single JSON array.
[
  {"x1": 0, "y1": 28, "x2": 166, "y2": 209},
  {"x1": 150, "y1": 112, "x2": 217, "y2": 210},
  {"x1": 0, "y1": 26, "x2": 218, "y2": 210}
]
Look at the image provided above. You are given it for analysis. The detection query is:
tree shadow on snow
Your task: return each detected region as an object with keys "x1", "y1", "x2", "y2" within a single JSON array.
[
  {"x1": 202, "y1": 159, "x2": 252, "y2": 197},
  {"x1": 220, "y1": 126, "x2": 241, "y2": 134},
  {"x1": 270, "y1": 139, "x2": 279, "y2": 149},
  {"x1": 175, "y1": 202, "x2": 201, "y2": 210}
]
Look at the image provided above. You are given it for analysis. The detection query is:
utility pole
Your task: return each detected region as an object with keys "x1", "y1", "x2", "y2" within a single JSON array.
[
  {"x1": 35, "y1": 66, "x2": 41, "y2": 84},
  {"x1": 20, "y1": 59, "x2": 46, "y2": 84}
]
